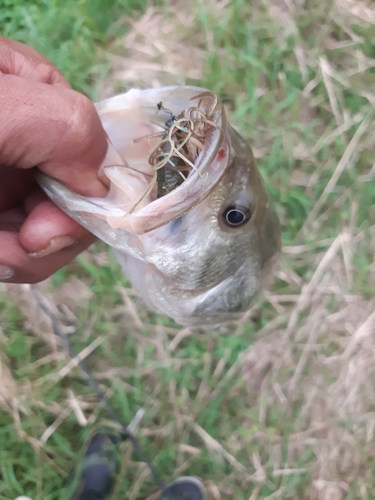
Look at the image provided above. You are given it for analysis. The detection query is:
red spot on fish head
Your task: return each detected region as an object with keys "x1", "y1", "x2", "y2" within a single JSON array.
[{"x1": 217, "y1": 148, "x2": 226, "y2": 161}]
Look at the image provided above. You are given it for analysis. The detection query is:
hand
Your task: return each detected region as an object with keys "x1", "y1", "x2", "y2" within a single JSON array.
[{"x1": 0, "y1": 37, "x2": 109, "y2": 284}]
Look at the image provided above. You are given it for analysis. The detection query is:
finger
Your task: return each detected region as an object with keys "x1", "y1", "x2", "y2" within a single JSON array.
[
  {"x1": 19, "y1": 191, "x2": 93, "y2": 255},
  {"x1": 0, "y1": 36, "x2": 70, "y2": 88},
  {"x1": 0, "y1": 190, "x2": 96, "y2": 282},
  {"x1": 0, "y1": 231, "x2": 94, "y2": 284},
  {"x1": 0, "y1": 73, "x2": 108, "y2": 197}
]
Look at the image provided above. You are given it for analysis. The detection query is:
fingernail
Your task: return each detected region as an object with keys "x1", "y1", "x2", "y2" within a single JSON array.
[
  {"x1": 28, "y1": 236, "x2": 76, "y2": 259},
  {"x1": 0, "y1": 265, "x2": 15, "y2": 282}
]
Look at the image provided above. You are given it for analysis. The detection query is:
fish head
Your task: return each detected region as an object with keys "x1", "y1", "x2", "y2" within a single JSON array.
[
  {"x1": 117, "y1": 125, "x2": 281, "y2": 326},
  {"x1": 36, "y1": 86, "x2": 281, "y2": 326}
]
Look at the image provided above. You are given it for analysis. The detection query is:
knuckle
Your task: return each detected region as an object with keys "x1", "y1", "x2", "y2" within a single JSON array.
[
  {"x1": 36, "y1": 62, "x2": 64, "y2": 86},
  {"x1": 64, "y1": 92, "x2": 99, "y2": 155}
]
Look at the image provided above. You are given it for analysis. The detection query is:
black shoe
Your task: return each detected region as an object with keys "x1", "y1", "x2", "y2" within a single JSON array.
[
  {"x1": 69, "y1": 431, "x2": 122, "y2": 500},
  {"x1": 162, "y1": 476, "x2": 207, "y2": 500}
]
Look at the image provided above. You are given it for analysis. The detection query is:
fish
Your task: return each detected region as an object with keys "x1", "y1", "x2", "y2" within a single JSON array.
[{"x1": 36, "y1": 86, "x2": 281, "y2": 327}]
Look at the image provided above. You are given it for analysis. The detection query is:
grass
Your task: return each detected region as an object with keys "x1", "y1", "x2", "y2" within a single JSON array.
[{"x1": 1, "y1": 0, "x2": 375, "y2": 498}]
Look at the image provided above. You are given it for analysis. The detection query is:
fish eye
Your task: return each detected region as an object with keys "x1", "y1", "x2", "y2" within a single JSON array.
[{"x1": 222, "y1": 204, "x2": 252, "y2": 227}]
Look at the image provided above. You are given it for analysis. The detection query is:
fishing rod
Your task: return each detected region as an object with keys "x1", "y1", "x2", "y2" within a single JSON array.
[{"x1": 30, "y1": 286, "x2": 206, "y2": 500}]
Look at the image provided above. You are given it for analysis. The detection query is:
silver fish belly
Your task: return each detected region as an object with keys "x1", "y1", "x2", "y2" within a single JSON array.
[{"x1": 36, "y1": 86, "x2": 281, "y2": 326}]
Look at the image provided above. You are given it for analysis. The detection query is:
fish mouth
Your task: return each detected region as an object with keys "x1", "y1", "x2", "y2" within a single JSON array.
[
  {"x1": 86, "y1": 86, "x2": 229, "y2": 235},
  {"x1": 35, "y1": 86, "x2": 230, "y2": 255},
  {"x1": 36, "y1": 87, "x2": 229, "y2": 238}
]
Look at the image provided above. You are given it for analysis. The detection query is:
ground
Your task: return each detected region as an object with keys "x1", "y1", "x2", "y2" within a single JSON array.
[{"x1": 1, "y1": 0, "x2": 375, "y2": 499}]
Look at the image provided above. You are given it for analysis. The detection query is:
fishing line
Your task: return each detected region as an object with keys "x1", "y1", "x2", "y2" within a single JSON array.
[{"x1": 30, "y1": 285, "x2": 177, "y2": 499}]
